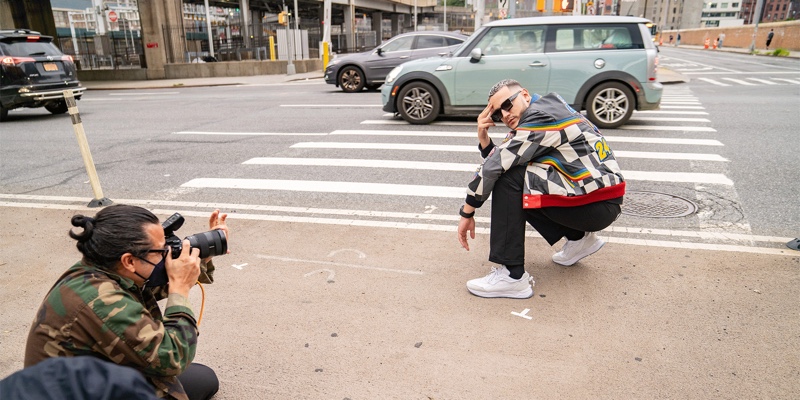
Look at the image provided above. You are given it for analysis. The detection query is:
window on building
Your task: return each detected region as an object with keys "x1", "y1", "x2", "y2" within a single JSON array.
[
  {"x1": 721, "y1": 3, "x2": 728, "y2": 7},
  {"x1": 732, "y1": 3, "x2": 739, "y2": 7},
  {"x1": 710, "y1": 3, "x2": 717, "y2": 8}
]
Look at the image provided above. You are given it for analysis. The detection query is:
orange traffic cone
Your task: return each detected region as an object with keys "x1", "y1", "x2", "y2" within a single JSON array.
[
  {"x1": 659, "y1": 36, "x2": 664, "y2": 46},
  {"x1": 713, "y1": 38, "x2": 718, "y2": 49},
  {"x1": 704, "y1": 38, "x2": 710, "y2": 49}
]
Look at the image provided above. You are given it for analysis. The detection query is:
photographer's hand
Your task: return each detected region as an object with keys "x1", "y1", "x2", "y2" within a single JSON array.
[
  {"x1": 477, "y1": 104, "x2": 495, "y2": 150},
  {"x1": 166, "y1": 239, "x2": 201, "y2": 297},
  {"x1": 208, "y1": 209, "x2": 229, "y2": 258}
]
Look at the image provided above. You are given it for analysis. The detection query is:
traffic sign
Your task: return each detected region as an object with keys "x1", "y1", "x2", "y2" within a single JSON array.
[{"x1": 107, "y1": 11, "x2": 118, "y2": 23}]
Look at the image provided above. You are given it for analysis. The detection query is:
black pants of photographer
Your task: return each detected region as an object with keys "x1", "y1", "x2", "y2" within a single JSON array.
[
  {"x1": 488, "y1": 164, "x2": 622, "y2": 267},
  {"x1": 178, "y1": 363, "x2": 219, "y2": 400}
]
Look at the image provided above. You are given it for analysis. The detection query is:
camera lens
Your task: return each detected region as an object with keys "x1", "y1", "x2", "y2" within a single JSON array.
[{"x1": 186, "y1": 230, "x2": 227, "y2": 259}]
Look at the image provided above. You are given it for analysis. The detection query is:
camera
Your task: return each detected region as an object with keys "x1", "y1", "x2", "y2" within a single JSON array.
[{"x1": 162, "y1": 213, "x2": 227, "y2": 259}]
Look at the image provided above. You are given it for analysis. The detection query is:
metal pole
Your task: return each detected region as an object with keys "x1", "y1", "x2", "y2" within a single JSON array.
[
  {"x1": 444, "y1": 0, "x2": 447, "y2": 31},
  {"x1": 414, "y1": 0, "x2": 418, "y2": 31},
  {"x1": 749, "y1": 0, "x2": 764, "y2": 52},
  {"x1": 293, "y1": 0, "x2": 300, "y2": 60},
  {"x1": 64, "y1": 90, "x2": 112, "y2": 208},
  {"x1": 204, "y1": 0, "x2": 215, "y2": 57},
  {"x1": 285, "y1": 4, "x2": 296, "y2": 74},
  {"x1": 475, "y1": 0, "x2": 485, "y2": 31}
]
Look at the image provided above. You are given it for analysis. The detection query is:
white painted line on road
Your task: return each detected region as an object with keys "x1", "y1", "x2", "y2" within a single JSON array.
[
  {"x1": 511, "y1": 309, "x2": 533, "y2": 320},
  {"x1": 746, "y1": 78, "x2": 779, "y2": 85},
  {"x1": 622, "y1": 171, "x2": 732, "y2": 185},
  {"x1": 330, "y1": 130, "x2": 723, "y2": 145},
  {"x1": 1, "y1": 199, "x2": 794, "y2": 256},
  {"x1": 174, "y1": 131, "x2": 327, "y2": 136},
  {"x1": 259, "y1": 255, "x2": 424, "y2": 275},
  {"x1": 628, "y1": 117, "x2": 710, "y2": 122},
  {"x1": 773, "y1": 78, "x2": 800, "y2": 84},
  {"x1": 722, "y1": 78, "x2": 757, "y2": 86},
  {"x1": 280, "y1": 104, "x2": 383, "y2": 107},
  {"x1": 108, "y1": 92, "x2": 181, "y2": 95},
  {"x1": 654, "y1": 55, "x2": 741, "y2": 72},
  {"x1": 660, "y1": 102, "x2": 702, "y2": 105},
  {"x1": 635, "y1": 110, "x2": 708, "y2": 115},
  {"x1": 244, "y1": 157, "x2": 476, "y2": 171},
  {"x1": 697, "y1": 78, "x2": 731, "y2": 86},
  {"x1": 620, "y1": 125, "x2": 716, "y2": 132},
  {"x1": 614, "y1": 151, "x2": 727, "y2": 162},
  {"x1": 361, "y1": 120, "x2": 476, "y2": 126},
  {"x1": 180, "y1": 178, "x2": 466, "y2": 198},
  {"x1": 658, "y1": 105, "x2": 705, "y2": 110},
  {"x1": 291, "y1": 142, "x2": 726, "y2": 160},
  {"x1": 80, "y1": 98, "x2": 124, "y2": 101}
]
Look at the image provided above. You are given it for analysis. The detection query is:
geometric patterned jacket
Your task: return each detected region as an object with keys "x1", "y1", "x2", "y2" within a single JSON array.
[
  {"x1": 24, "y1": 260, "x2": 214, "y2": 400},
  {"x1": 466, "y1": 92, "x2": 625, "y2": 209}
]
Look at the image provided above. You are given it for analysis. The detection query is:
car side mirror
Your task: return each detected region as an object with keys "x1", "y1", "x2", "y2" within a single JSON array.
[
  {"x1": 377, "y1": 48, "x2": 383, "y2": 56},
  {"x1": 470, "y1": 48, "x2": 482, "y2": 61}
]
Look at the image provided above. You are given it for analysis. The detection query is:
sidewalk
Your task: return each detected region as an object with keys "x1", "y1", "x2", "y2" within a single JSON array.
[
  {"x1": 81, "y1": 70, "x2": 325, "y2": 90},
  {"x1": 665, "y1": 43, "x2": 800, "y2": 58}
]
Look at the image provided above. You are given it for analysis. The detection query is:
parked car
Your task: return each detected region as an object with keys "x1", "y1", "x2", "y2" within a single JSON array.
[
  {"x1": 0, "y1": 29, "x2": 85, "y2": 122},
  {"x1": 324, "y1": 31, "x2": 467, "y2": 93},
  {"x1": 381, "y1": 16, "x2": 662, "y2": 128}
]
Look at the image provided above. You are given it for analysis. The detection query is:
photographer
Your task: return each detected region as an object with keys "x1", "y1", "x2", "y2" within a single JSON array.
[{"x1": 24, "y1": 204, "x2": 229, "y2": 400}]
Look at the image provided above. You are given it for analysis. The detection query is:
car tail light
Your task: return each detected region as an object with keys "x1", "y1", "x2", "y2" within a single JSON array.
[
  {"x1": 649, "y1": 55, "x2": 659, "y2": 82},
  {"x1": 27, "y1": 36, "x2": 41, "y2": 42},
  {"x1": 61, "y1": 55, "x2": 73, "y2": 62},
  {"x1": 1, "y1": 56, "x2": 35, "y2": 66}
]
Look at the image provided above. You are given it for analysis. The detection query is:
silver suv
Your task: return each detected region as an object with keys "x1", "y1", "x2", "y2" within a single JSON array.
[{"x1": 382, "y1": 16, "x2": 662, "y2": 128}]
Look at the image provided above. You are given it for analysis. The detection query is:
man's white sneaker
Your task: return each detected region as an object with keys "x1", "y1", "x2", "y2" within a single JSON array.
[
  {"x1": 466, "y1": 266, "x2": 534, "y2": 299},
  {"x1": 552, "y1": 232, "x2": 605, "y2": 266}
]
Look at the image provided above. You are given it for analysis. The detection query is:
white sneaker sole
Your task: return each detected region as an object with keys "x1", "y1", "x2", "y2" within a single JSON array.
[
  {"x1": 467, "y1": 286, "x2": 533, "y2": 299},
  {"x1": 552, "y1": 239, "x2": 606, "y2": 266}
]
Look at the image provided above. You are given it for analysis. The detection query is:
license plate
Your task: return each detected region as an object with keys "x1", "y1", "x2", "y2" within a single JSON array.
[{"x1": 43, "y1": 63, "x2": 58, "y2": 72}]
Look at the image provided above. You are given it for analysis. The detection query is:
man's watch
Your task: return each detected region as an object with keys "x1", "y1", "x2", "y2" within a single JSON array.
[{"x1": 459, "y1": 205, "x2": 475, "y2": 219}]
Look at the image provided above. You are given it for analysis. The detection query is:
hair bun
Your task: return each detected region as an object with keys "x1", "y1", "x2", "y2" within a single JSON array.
[{"x1": 69, "y1": 215, "x2": 95, "y2": 241}]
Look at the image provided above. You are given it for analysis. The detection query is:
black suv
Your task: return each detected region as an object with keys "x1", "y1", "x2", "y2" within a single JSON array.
[{"x1": 0, "y1": 29, "x2": 85, "y2": 122}]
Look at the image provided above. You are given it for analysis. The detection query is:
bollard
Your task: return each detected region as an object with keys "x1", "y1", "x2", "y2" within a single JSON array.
[
  {"x1": 788, "y1": 238, "x2": 800, "y2": 251},
  {"x1": 64, "y1": 90, "x2": 113, "y2": 208},
  {"x1": 322, "y1": 41, "x2": 330, "y2": 69}
]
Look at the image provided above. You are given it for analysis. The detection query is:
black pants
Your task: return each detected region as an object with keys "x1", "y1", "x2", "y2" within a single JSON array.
[
  {"x1": 489, "y1": 165, "x2": 621, "y2": 267},
  {"x1": 178, "y1": 363, "x2": 219, "y2": 400}
]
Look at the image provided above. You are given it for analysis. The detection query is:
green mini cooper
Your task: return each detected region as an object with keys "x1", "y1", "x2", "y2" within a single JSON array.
[{"x1": 381, "y1": 16, "x2": 662, "y2": 128}]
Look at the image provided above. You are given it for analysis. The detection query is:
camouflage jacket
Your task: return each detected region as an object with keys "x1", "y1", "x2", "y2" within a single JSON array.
[{"x1": 24, "y1": 259, "x2": 215, "y2": 400}]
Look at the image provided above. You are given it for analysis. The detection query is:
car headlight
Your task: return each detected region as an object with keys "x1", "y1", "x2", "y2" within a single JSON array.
[{"x1": 385, "y1": 66, "x2": 403, "y2": 84}]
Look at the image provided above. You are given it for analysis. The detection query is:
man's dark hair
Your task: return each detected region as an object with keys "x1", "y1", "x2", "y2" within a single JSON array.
[
  {"x1": 69, "y1": 204, "x2": 159, "y2": 269},
  {"x1": 488, "y1": 79, "x2": 523, "y2": 100}
]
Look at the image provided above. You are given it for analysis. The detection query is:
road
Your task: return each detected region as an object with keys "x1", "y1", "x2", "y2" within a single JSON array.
[{"x1": 1, "y1": 50, "x2": 799, "y2": 398}]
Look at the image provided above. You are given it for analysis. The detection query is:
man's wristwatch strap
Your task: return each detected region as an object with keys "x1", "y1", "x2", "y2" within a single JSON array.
[{"x1": 459, "y1": 205, "x2": 475, "y2": 219}]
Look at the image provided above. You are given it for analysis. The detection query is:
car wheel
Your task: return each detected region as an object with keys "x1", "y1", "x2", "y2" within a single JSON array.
[
  {"x1": 0, "y1": 104, "x2": 8, "y2": 122},
  {"x1": 45, "y1": 100, "x2": 69, "y2": 114},
  {"x1": 397, "y1": 82, "x2": 440, "y2": 125},
  {"x1": 338, "y1": 66, "x2": 365, "y2": 93},
  {"x1": 585, "y1": 82, "x2": 634, "y2": 129}
]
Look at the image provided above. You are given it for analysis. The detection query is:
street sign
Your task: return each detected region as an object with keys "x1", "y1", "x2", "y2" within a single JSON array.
[
  {"x1": 107, "y1": 10, "x2": 118, "y2": 23},
  {"x1": 498, "y1": 0, "x2": 509, "y2": 18}
]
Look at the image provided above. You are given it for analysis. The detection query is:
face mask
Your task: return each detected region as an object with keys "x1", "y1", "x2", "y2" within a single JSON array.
[{"x1": 135, "y1": 256, "x2": 169, "y2": 288}]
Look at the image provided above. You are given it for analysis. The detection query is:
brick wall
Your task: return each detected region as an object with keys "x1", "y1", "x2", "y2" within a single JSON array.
[{"x1": 663, "y1": 20, "x2": 799, "y2": 51}]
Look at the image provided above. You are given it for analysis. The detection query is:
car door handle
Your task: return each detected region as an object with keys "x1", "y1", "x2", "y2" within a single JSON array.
[
  {"x1": 400, "y1": 56, "x2": 410, "y2": 59},
  {"x1": 529, "y1": 61, "x2": 547, "y2": 67}
]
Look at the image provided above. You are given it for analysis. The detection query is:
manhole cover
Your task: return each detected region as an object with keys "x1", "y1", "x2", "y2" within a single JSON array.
[{"x1": 622, "y1": 191, "x2": 697, "y2": 218}]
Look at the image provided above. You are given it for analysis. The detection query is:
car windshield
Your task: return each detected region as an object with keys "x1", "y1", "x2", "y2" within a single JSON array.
[{"x1": 0, "y1": 40, "x2": 62, "y2": 57}]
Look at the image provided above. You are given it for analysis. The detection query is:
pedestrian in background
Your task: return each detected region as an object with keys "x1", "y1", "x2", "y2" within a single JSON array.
[
  {"x1": 668, "y1": 34, "x2": 673, "y2": 45},
  {"x1": 766, "y1": 29, "x2": 774, "y2": 50},
  {"x1": 676, "y1": 32, "x2": 681, "y2": 46},
  {"x1": 718, "y1": 32, "x2": 725, "y2": 48}
]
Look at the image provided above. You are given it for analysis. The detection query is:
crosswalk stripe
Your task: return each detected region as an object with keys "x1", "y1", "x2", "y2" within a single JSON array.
[
  {"x1": 628, "y1": 117, "x2": 710, "y2": 122},
  {"x1": 181, "y1": 178, "x2": 466, "y2": 198},
  {"x1": 289, "y1": 142, "x2": 727, "y2": 161},
  {"x1": 361, "y1": 120, "x2": 476, "y2": 126},
  {"x1": 658, "y1": 105, "x2": 705, "y2": 109},
  {"x1": 660, "y1": 101, "x2": 702, "y2": 105},
  {"x1": 174, "y1": 131, "x2": 328, "y2": 136},
  {"x1": 697, "y1": 78, "x2": 730, "y2": 86},
  {"x1": 635, "y1": 110, "x2": 709, "y2": 115},
  {"x1": 746, "y1": 78, "x2": 778, "y2": 85},
  {"x1": 722, "y1": 78, "x2": 757, "y2": 86},
  {"x1": 620, "y1": 125, "x2": 716, "y2": 132},
  {"x1": 242, "y1": 158, "x2": 732, "y2": 185},
  {"x1": 773, "y1": 78, "x2": 800, "y2": 84},
  {"x1": 280, "y1": 104, "x2": 383, "y2": 108},
  {"x1": 329, "y1": 130, "x2": 724, "y2": 145}
]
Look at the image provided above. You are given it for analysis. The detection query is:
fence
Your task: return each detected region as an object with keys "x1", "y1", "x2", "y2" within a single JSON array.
[{"x1": 55, "y1": 30, "x2": 143, "y2": 70}]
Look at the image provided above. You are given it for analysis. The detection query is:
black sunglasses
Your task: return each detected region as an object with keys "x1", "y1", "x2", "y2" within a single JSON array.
[
  {"x1": 491, "y1": 91, "x2": 522, "y2": 123},
  {"x1": 144, "y1": 246, "x2": 169, "y2": 260}
]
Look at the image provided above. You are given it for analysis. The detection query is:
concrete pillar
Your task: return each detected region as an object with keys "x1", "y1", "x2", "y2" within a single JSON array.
[
  {"x1": 137, "y1": 0, "x2": 168, "y2": 78},
  {"x1": 372, "y1": 11, "x2": 383, "y2": 41},
  {"x1": 344, "y1": 3, "x2": 354, "y2": 51},
  {"x1": 391, "y1": 14, "x2": 399, "y2": 37},
  {"x1": 162, "y1": 0, "x2": 186, "y2": 63},
  {"x1": 0, "y1": 0, "x2": 57, "y2": 37}
]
